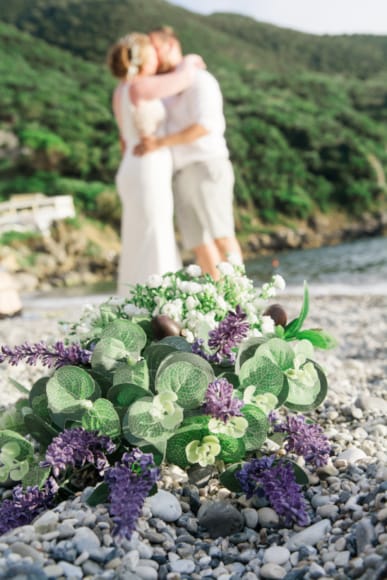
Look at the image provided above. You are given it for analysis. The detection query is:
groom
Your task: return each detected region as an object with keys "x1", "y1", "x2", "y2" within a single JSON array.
[{"x1": 134, "y1": 26, "x2": 243, "y2": 279}]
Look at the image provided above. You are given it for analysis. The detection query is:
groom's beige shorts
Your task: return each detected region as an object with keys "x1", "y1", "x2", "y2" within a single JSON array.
[{"x1": 173, "y1": 158, "x2": 236, "y2": 250}]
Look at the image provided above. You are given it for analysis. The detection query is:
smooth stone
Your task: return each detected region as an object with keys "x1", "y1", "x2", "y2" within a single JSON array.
[
  {"x1": 337, "y1": 447, "x2": 367, "y2": 464},
  {"x1": 135, "y1": 566, "x2": 159, "y2": 580},
  {"x1": 198, "y1": 501, "x2": 244, "y2": 539},
  {"x1": 263, "y1": 546, "x2": 291, "y2": 565},
  {"x1": 260, "y1": 562, "x2": 286, "y2": 579},
  {"x1": 33, "y1": 511, "x2": 59, "y2": 534},
  {"x1": 357, "y1": 395, "x2": 387, "y2": 414},
  {"x1": 0, "y1": 563, "x2": 48, "y2": 580},
  {"x1": 257, "y1": 507, "x2": 280, "y2": 528},
  {"x1": 309, "y1": 562, "x2": 326, "y2": 578},
  {"x1": 7, "y1": 542, "x2": 44, "y2": 563},
  {"x1": 58, "y1": 561, "x2": 83, "y2": 579},
  {"x1": 169, "y1": 559, "x2": 196, "y2": 574},
  {"x1": 148, "y1": 490, "x2": 182, "y2": 522},
  {"x1": 334, "y1": 550, "x2": 350, "y2": 567},
  {"x1": 356, "y1": 517, "x2": 376, "y2": 554},
  {"x1": 287, "y1": 519, "x2": 332, "y2": 552},
  {"x1": 72, "y1": 526, "x2": 101, "y2": 553},
  {"x1": 242, "y1": 507, "x2": 258, "y2": 529}
]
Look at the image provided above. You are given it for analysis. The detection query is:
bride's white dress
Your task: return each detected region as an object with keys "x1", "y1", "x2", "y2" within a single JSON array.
[{"x1": 115, "y1": 88, "x2": 182, "y2": 294}]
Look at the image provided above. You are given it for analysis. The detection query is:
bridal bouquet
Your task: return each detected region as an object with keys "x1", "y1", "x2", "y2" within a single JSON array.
[{"x1": 0, "y1": 263, "x2": 336, "y2": 538}]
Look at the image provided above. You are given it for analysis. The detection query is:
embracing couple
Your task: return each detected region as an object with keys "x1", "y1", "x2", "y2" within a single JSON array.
[{"x1": 108, "y1": 27, "x2": 243, "y2": 294}]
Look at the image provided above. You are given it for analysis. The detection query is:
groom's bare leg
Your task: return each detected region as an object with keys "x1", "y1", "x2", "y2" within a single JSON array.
[
  {"x1": 194, "y1": 241, "x2": 222, "y2": 280},
  {"x1": 215, "y1": 236, "x2": 243, "y2": 264}
]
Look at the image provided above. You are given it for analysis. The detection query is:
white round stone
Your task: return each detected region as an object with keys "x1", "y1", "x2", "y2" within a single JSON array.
[
  {"x1": 148, "y1": 489, "x2": 182, "y2": 522},
  {"x1": 263, "y1": 546, "x2": 290, "y2": 565}
]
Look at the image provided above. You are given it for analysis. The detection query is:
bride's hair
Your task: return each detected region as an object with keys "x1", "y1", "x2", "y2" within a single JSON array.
[{"x1": 107, "y1": 33, "x2": 153, "y2": 79}]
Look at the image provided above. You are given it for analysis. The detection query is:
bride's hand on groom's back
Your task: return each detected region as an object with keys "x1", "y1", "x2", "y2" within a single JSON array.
[{"x1": 180, "y1": 54, "x2": 206, "y2": 71}]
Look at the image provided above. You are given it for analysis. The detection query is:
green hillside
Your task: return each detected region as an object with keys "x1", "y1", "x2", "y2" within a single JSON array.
[{"x1": 0, "y1": 0, "x2": 386, "y2": 232}]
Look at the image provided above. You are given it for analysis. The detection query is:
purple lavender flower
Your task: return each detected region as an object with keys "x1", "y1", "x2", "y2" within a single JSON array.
[
  {"x1": 236, "y1": 455, "x2": 309, "y2": 527},
  {"x1": 274, "y1": 415, "x2": 330, "y2": 467},
  {"x1": 0, "y1": 477, "x2": 58, "y2": 535},
  {"x1": 192, "y1": 306, "x2": 249, "y2": 364},
  {"x1": 0, "y1": 340, "x2": 92, "y2": 369},
  {"x1": 203, "y1": 378, "x2": 243, "y2": 422},
  {"x1": 105, "y1": 448, "x2": 160, "y2": 539},
  {"x1": 41, "y1": 428, "x2": 116, "y2": 477}
]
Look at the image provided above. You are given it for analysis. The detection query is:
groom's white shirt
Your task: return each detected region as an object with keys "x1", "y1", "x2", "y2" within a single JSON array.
[{"x1": 164, "y1": 69, "x2": 229, "y2": 172}]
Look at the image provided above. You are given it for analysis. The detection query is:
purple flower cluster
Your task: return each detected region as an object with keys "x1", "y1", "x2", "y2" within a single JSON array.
[
  {"x1": 105, "y1": 448, "x2": 160, "y2": 539},
  {"x1": 192, "y1": 305, "x2": 249, "y2": 364},
  {"x1": 236, "y1": 455, "x2": 309, "y2": 527},
  {"x1": 203, "y1": 378, "x2": 243, "y2": 422},
  {"x1": 274, "y1": 414, "x2": 331, "y2": 467},
  {"x1": 0, "y1": 340, "x2": 92, "y2": 369},
  {"x1": 0, "y1": 477, "x2": 58, "y2": 535},
  {"x1": 41, "y1": 428, "x2": 116, "y2": 477}
]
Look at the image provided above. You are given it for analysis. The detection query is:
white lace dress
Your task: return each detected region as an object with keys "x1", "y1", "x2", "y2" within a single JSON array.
[{"x1": 115, "y1": 88, "x2": 182, "y2": 294}]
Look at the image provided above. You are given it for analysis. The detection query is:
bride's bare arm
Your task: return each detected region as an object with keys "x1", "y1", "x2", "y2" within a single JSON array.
[
  {"x1": 133, "y1": 123, "x2": 208, "y2": 156},
  {"x1": 129, "y1": 55, "x2": 204, "y2": 105}
]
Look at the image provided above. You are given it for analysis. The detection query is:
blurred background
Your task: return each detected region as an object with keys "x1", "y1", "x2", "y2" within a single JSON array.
[{"x1": 0, "y1": 0, "x2": 386, "y2": 299}]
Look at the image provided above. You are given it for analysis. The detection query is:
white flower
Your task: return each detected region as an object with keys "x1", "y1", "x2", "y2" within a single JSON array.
[
  {"x1": 186, "y1": 296, "x2": 199, "y2": 310},
  {"x1": 147, "y1": 274, "x2": 163, "y2": 288},
  {"x1": 272, "y1": 274, "x2": 286, "y2": 291},
  {"x1": 180, "y1": 328, "x2": 194, "y2": 342},
  {"x1": 261, "y1": 283, "x2": 277, "y2": 298},
  {"x1": 227, "y1": 252, "x2": 243, "y2": 266},
  {"x1": 208, "y1": 416, "x2": 248, "y2": 438},
  {"x1": 123, "y1": 303, "x2": 148, "y2": 317},
  {"x1": 217, "y1": 262, "x2": 234, "y2": 276},
  {"x1": 261, "y1": 315, "x2": 275, "y2": 335},
  {"x1": 186, "y1": 264, "x2": 202, "y2": 277},
  {"x1": 161, "y1": 299, "x2": 183, "y2": 321},
  {"x1": 178, "y1": 281, "x2": 202, "y2": 294},
  {"x1": 150, "y1": 392, "x2": 183, "y2": 430}
]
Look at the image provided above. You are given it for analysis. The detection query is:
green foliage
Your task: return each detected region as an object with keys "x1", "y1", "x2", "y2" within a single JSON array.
[{"x1": 0, "y1": 2, "x2": 386, "y2": 226}]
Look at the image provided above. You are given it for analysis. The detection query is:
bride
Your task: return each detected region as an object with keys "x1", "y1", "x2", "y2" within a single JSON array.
[{"x1": 108, "y1": 33, "x2": 203, "y2": 294}]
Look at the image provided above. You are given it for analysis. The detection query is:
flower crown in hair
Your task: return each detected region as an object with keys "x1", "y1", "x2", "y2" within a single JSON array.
[{"x1": 127, "y1": 42, "x2": 142, "y2": 78}]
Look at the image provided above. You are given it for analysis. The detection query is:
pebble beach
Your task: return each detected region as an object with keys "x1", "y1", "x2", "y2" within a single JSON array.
[{"x1": 0, "y1": 291, "x2": 386, "y2": 580}]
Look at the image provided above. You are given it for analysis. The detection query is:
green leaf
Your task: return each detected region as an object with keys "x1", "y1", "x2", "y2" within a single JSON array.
[
  {"x1": 166, "y1": 424, "x2": 208, "y2": 469},
  {"x1": 255, "y1": 338, "x2": 295, "y2": 371},
  {"x1": 91, "y1": 337, "x2": 129, "y2": 371},
  {"x1": 122, "y1": 398, "x2": 173, "y2": 450},
  {"x1": 113, "y1": 359, "x2": 149, "y2": 390},
  {"x1": 107, "y1": 383, "x2": 149, "y2": 408},
  {"x1": 22, "y1": 465, "x2": 51, "y2": 489},
  {"x1": 239, "y1": 355, "x2": 285, "y2": 397},
  {"x1": 219, "y1": 463, "x2": 243, "y2": 493},
  {"x1": 8, "y1": 378, "x2": 30, "y2": 395},
  {"x1": 156, "y1": 360, "x2": 212, "y2": 410},
  {"x1": 81, "y1": 398, "x2": 121, "y2": 438},
  {"x1": 241, "y1": 404, "x2": 269, "y2": 451},
  {"x1": 285, "y1": 359, "x2": 328, "y2": 411},
  {"x1": 0, "y1": 430, "x2": 34, "y2": 461},
  {"x1": 87, "y1": 482, "x2": 110, "y2": 507},
  {"x1": 287, "y1": 460, "x2": 309, "y2": 486},
  {"x1": 23, "y1": 413, "x2": 60, "y2": 448},
  {"x1": 101, "y1": 319, "x2": 147, "y2": 356},
  {"x1": 295, "y1": 329, "x2": 337, "y2": 350},
  {"x1": 158, "y1": 336, "x2": 192, "y2": 352},
  {"x1": 218, "y1": 434, "x2": 245, "y2": 464},
  {"x1": 47, "y1": 366, "x2": 98, "y2": 415},
  {"x1": 284, "y1": 282, "x2": 309, "y2": 338},
  {"x1": 144, "y1": 343, "x2": 176, "y2": 389},
  {"x1": 235, "y1": 337, "x2": 265, "y2": 373}
]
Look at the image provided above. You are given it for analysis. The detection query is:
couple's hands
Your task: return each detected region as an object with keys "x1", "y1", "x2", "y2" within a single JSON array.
[
  {"x1": 177, "y1": 54, "x2": 207, "y2": 70},
  {"x1": 133, "y1": 135, "x2": 161, "y2": 156}
]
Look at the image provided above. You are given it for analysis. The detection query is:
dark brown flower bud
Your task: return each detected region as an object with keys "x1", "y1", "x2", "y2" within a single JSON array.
[
  {"x1": 263, "y1": 304, "x2": 288, "y2": 327},
  {"x1": 151, "y1": 315, "x2": 181, "y2": 340}
]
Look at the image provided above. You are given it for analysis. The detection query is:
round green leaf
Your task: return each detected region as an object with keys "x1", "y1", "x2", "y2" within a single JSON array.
[
  {"x1": 285, "y1": 360, "x2": 328, "y2": 411},
  {"x1": 81, "y1": 398, "x2": 121, "y2": 439},
  {"x1": 47, "y1": 366, "x2": 98, "y2": 415},
  {"x1": 156, "y1": 361, "x2": 211, "y2": 409},
  {"x1": 241, "y1": 404, "x2": 269, "y2": 451}
]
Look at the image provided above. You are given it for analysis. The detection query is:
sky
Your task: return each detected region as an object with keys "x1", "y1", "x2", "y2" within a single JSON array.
[{"x1": 167, "y1": 0, "x2": 387, "y2": 35}]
